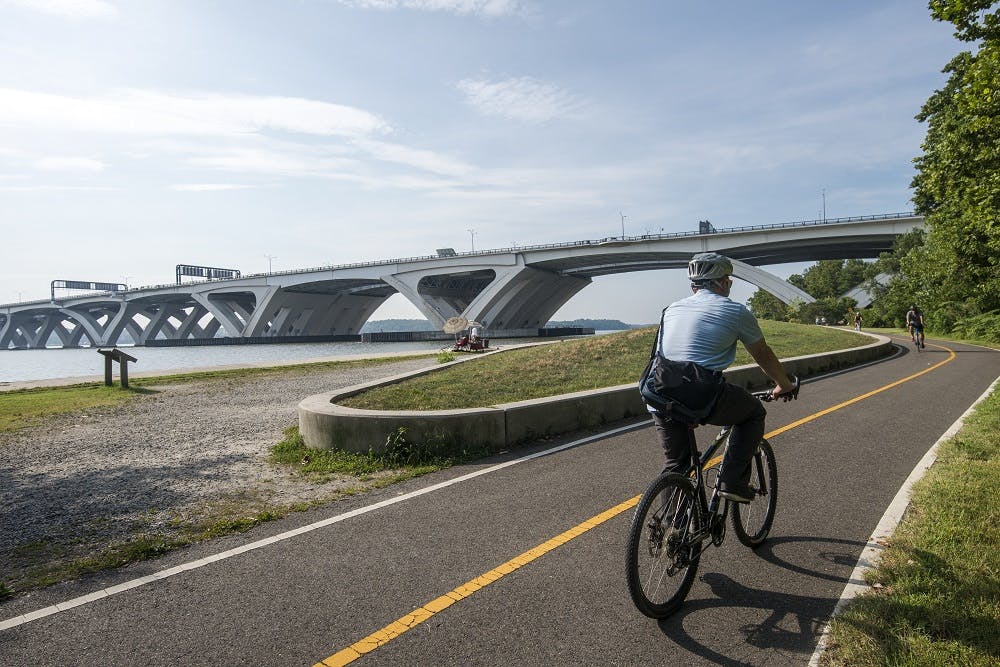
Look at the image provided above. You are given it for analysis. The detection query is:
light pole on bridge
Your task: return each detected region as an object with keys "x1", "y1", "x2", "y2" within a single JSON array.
[
  {"x1": 466, "y1": 229, "x2": 477, "y2": 252},
  {"x1": 264, "y1": 254, "x2": 277, "y2": 273},
  {"x1": 619, "y1": 211, "x2": 627, "y2": 238}
]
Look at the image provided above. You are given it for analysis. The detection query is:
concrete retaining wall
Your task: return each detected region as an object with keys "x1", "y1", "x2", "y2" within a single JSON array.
[{"x1": 298, "y1": 333, "x2": 894, "y2": 454}]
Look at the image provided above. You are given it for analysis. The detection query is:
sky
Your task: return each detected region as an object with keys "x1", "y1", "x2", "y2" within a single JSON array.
[{"x1": 0, "y1": 0, "x2": 963, "y2": 324}]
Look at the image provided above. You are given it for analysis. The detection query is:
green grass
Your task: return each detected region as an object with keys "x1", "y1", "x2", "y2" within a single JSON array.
[
  {"x1": 269, "y1": 425, "x2": 490, "y2": 480},
  {"x1": 11, "y1": 507, "x2": 282, "y2": 592},
  {"x1": 341, "y1": 321, "x2": 868, "y2": 410},
  {"x1": 821, "y1": 385, "x2": 1000, "y2": 666},
  {"x1": 126, "y1": 354, "x2": 438, "y2": 386},
  {"x1": 0, "y1": 384, "x2": 139, "y2": 432}
]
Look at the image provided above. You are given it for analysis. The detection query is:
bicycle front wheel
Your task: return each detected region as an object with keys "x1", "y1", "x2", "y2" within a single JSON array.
[
  {"x1": 731, "y1": 438, "x2": 778, "y2": 547},
  {"x1": 625, "y1": 473, "x2": 702, "y2": 618}
]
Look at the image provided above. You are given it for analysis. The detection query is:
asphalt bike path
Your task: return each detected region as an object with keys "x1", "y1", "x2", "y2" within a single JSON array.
[{"x1": 1, "y1": 336, "x2": 997, "y2": 666}]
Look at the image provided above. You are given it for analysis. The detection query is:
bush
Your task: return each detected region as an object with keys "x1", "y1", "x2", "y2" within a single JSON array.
[
  {"x1": 375, "y1": 426, "x2": 482, "y2": 467},
  {"x1": 949, "y1": 311, "x2": 1000, "y2": 344}
]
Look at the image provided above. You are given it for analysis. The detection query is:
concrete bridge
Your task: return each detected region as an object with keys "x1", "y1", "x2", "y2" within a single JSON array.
[{"x1": 1, "y1": 213, "x2": 921, "y2": 349}]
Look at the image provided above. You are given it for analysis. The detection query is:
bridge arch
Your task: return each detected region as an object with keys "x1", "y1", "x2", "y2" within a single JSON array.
[{"x1": 1, "y1": 213, "x2": 922, "y2": 348}]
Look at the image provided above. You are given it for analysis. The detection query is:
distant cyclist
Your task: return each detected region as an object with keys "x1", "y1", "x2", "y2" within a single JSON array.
[
  {"x1": 644, "y1": 253, "x2": 796, "y2": 503},
  {"x1": 906, "y1": 305, "x2": 925, "y2": 349}
]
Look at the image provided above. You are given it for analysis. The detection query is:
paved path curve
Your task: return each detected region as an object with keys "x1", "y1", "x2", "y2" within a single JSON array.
[{"x1": 1, "y1": 335, "x2": 997, "y2": 666}]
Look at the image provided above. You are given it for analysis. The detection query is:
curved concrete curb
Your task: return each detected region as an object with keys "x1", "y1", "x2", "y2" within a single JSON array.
[{"x1": 298, "y1": 334, "x2": 895, "y2": 454}]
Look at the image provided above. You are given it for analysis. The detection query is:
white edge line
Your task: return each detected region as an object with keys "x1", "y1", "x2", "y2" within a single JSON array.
[
  {"x1": 0, "y1": 421, "x2": 647, "y2": 633},
  {"x1": 807, "y1": 373, "x2": 1000, "y2": 667}
]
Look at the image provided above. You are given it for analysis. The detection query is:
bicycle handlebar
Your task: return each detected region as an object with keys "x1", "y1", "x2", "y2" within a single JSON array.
[{"x1": 752, "y1": 376, "x2": 800, "y2": 402}]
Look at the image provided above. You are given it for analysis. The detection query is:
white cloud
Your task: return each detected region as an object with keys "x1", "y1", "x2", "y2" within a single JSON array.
[
  {"x1": 457, "y1": 77, "x2": 582, "y2": 123},
  {"x1": 169, "y1": 184, "x2": 261, "y2": 192},
  {"x1": 145, "y1": 132, "x2": 474, "y2": 185},
  {"x1": 185, "y1": 146, "x2": 360, "y2": 177},
  {"x1": 0, "y1": 185, "x2": 113, "y2": 192},
  {"x1": 339, "y1": 0, "x2": 526, "y2": 17},
  {"x1": 34, "y1": 156, "x2": 106, "y2": 172},
  {"x1": 352, "y1": 139, "x2": 474, "y2": 176},
  {"x1": 2, "y1": 0, "x2": 117, "y2": 19},
  {"x1": 0, "y1": 88, "x2": 390, "y2": 138}
]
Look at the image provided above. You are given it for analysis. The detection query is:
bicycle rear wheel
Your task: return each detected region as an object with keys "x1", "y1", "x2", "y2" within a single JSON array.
[
  {"x1": 731, "y1": 438, "x2": 778, "y2": 547},
  {"x1": 625, "y1": 473, "x2": 702, "y2": 618}
]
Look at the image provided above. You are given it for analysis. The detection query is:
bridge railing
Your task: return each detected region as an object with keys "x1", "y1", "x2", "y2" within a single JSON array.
[
  {"x1": 3, "y1": 212, "x2": 917, "y2": 307},
  {"x1": 233, "y1": 211, "x2": 918, "y2": 279}
]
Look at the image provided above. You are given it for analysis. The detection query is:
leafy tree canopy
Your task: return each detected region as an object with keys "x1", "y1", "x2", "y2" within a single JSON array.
[{"x1": 908, "y1": 1, "x2": 1000, "y2": 324}]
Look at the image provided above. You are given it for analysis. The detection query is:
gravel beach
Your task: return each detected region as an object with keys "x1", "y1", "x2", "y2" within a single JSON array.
[{"x1": 0, "y1": 354, "x2": 440, "y2": 595}]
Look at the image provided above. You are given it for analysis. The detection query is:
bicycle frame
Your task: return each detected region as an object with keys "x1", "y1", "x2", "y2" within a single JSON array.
[
  {"x1": 676, "y1": 423, "x2": 774, "y2": 552},
  {"x1": 677, "y1": 425, "x2": 734, "y2": 552}
]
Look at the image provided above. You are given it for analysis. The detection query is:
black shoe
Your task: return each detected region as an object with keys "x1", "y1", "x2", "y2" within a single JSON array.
[{"x1": 718, "y1": 482, "x2": 755, "y2": 503}]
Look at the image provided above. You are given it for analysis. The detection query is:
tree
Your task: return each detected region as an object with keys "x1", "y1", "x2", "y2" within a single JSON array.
[
  {"x1": 747, "y1": 290, "x2": 792, "y2": 321},
  {"x1": 796, "y1": 297, "x2": 858, "y2": 326},
  {"x1": 865, "y1": 229, "x2": 928, "y2": 327},
  {"x1": 747, "y1": 259, "x2": 873, "y2": 323},
  {"x1": 794, "y1": 259, "x2": 873, "y2": 300},
  {"x1": 908, "y1": 1, "x2": 1000, "y2": 324}
]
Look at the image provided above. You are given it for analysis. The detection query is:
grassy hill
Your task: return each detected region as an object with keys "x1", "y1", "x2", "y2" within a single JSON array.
[{"x1": 342, "y1": 320, "x2": 868, "y2": 410}]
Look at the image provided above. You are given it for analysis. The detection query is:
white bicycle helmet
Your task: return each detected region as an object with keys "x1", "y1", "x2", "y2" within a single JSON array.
[{"x1": 687, "y1": 252, "x2": 733, "y2": 284}]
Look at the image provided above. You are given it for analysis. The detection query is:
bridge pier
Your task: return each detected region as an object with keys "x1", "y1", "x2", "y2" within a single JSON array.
[{"x1": 465, "y1": 264, "x2": 591, "y2": 330}]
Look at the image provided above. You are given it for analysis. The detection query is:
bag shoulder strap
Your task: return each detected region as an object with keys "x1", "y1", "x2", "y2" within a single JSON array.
[{"x1": 648, "y1": 307, "x2": 668, "y2": 360}]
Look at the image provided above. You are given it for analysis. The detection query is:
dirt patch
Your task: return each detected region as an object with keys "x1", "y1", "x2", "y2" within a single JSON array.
[{"x1": 0, "y1": 357, "x2": 438, "y2": 596}]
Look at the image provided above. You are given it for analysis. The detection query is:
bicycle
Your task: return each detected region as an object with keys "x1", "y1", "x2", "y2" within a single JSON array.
[{"x1": 625, "y1": 378, "x2": 800, "y2": 619}]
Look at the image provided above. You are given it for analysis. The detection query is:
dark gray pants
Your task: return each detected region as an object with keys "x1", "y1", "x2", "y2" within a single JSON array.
[{"x1": 650, "y1": 382, "x2": 767, "y2": 487}]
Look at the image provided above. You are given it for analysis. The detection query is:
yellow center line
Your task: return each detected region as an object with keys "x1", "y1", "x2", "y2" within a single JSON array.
[
  {"x1": 766, "y1": 340, "x2": 954, "y2": 439},
  {"x1": 702, "y1": 340, "x2": 956, "y2": 467},
  {"x1": 315, "y1": 498, "x2": 640, "y2": 667},
  {"x1": 315, "y1": 339, "x2": 956, "y2": 667}
]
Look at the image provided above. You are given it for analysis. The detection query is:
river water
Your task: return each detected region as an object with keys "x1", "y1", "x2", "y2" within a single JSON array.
[{"x1": 0, "y1": 335, "x2": 605, "y2": 384}]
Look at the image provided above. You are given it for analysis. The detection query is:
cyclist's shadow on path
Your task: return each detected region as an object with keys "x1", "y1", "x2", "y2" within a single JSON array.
[{"x1": 654, "y1": 534, "x2": 867, "y2": 666}]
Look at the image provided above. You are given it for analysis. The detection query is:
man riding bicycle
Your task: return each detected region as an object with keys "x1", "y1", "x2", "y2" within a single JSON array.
[
  {"x1": 906, "y1": 305, "x2": 925, "y2": 349},
  {"x1": 644, "y1": 253, "x2": 796, "y2": 503}
]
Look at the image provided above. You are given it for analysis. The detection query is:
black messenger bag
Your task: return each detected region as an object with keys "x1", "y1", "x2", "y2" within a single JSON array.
[{"x1": 638, "y1": 309, "x2": 725, "y2": 423}]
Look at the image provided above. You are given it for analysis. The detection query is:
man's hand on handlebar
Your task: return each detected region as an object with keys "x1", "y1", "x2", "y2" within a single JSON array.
[{"x1": 759, "y1": 376, "x2": 800, "y2": 402}]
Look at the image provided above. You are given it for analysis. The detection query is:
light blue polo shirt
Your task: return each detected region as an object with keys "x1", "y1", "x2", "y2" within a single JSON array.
[{"x1": 656, "y1": 289, "x2": 764, "y2": 371}]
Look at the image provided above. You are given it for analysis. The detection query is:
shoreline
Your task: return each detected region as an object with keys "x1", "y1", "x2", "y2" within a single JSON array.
[{"x1": 0, "y1": 348, "x2": 444, "y2": 392}]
